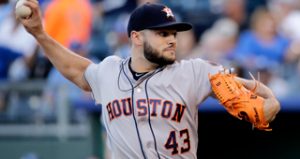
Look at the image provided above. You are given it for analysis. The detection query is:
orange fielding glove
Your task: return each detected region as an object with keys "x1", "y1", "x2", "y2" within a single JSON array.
[{"x1": 209, "y1": 70, "x2": 271, "y2": 131}]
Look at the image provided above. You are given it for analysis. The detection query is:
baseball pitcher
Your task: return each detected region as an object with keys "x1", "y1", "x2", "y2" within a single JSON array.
[{"x1": 18, "y1": 1, "x2": 280, "y2": 159}]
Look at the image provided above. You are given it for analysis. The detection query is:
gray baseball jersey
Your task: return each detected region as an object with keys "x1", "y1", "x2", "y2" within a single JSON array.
[{"x1": 84, "y1": 56, "x2": 222, "y2": 159}]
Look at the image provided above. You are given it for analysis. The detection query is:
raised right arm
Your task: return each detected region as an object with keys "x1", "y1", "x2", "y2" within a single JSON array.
[{"x1": 18, "y1": 0, "x2": 92, "y2": 91}]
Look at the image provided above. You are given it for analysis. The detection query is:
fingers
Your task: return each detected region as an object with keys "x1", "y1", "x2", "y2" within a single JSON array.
[
  {"x1": 24, "y1": 0, "x2": 39, "y2": 5},
  {"x1": 16, "y1": 0, "x2": 44, "y2": 36}
]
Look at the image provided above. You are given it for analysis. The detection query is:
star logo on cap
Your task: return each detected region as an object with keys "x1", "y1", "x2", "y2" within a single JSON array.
[{"x1": 162, "y1": 7, "x2": 174, "y2": 18}]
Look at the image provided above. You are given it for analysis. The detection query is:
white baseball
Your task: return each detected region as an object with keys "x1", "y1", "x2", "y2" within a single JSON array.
[{"x1": 15, "y1": 0, "x2": 32, "y2": 19}]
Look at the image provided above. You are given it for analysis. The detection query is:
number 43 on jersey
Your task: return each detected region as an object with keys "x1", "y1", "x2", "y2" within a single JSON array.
[{"x1": 165, "y1": 129, "x2": 190, "y2": 155}]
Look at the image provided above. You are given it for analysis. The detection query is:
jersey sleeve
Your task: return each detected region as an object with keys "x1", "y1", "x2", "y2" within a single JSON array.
[
  {"x1": 84, "y1": 62, "x2": 102, "y2": 104},
  {"x1": 84, "y1": 56, "x2": 122, "y2": 104},
  {"x1": 191, "y1": 59, "x2": 223, "y2": 101}
]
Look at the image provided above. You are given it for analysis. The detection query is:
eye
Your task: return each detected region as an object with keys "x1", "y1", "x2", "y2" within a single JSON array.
[
  {"x1": 158, "y1": 31, "x2": 177, "y2": 37},
  {"x1": 158, "y1": 31, "x2": 169, "y2": 37},
  {"x1": 173, "y1": 32, "x2": 177, "y2": 37}
]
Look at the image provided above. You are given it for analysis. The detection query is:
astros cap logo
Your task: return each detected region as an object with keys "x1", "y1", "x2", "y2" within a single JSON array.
[{"x1": 162, "y1": 7, "x2": 174, "y2": 18}]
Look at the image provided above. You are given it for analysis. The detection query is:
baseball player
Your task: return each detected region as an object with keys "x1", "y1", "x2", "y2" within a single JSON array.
[{"x1": 18, "y1": 1, "x2": 280, "y2": 159}]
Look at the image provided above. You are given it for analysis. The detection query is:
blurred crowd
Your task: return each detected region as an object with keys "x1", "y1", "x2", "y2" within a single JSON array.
[{"x1": 0, "y1": 0, "x2": 300, "y2": 123}]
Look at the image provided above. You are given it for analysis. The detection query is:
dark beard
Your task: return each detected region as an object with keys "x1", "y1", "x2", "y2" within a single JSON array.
[{"x1": 143, "y1": 41, "x2": 175, "y2": 67}]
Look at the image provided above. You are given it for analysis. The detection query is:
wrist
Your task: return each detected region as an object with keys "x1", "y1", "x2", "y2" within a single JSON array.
[{"x1": 34, "y1": 30, "x2": 48, "y2": 43}]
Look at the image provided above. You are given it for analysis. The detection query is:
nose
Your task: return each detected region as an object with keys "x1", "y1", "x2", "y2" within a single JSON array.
[{"x1": 168, "y1": 35, "x2": 177, "y2": 46}]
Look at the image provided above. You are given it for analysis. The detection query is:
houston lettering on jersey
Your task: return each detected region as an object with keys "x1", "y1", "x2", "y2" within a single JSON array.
[{"x1": 106, "y1": 98, "x2": 186, "y2": 123}]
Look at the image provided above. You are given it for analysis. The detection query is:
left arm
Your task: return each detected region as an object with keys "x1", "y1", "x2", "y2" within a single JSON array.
[
  {"x1": 235, "y1": 77, "x2": 281, "y2": 122},
  {"x1": 209, "y1": 70, "x2": 281, "y2": 130}
]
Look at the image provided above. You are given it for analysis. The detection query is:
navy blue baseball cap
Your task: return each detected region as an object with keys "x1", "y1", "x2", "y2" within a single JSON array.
[{"x1": 127, "y1": 2, "x2": 193, "y2": 37}]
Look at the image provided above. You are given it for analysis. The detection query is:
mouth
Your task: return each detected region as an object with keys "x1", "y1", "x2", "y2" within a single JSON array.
[
  {"x1": 164, "y1": 47, "x2": 176, "y2": 53},
  {"x1": 165, "y1": 50, "x2": 175, "y2": 56}
]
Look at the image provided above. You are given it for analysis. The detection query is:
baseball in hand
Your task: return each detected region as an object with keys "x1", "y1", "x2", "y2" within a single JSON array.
[{"x1": 15, "y1": 0, "x2": 32, "y2": 19}]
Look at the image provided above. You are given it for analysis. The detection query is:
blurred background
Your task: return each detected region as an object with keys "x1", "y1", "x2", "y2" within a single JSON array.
[{"x1": 0, "y1": 0, "x2": 300, "y2": 158}]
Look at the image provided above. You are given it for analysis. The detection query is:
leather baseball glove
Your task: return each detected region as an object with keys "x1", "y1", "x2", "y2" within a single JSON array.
[{"x1": 209, "y1": 69, "x2": 271, "y2": 131}]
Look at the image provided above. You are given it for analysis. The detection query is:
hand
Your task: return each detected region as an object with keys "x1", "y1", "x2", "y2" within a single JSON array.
[{"x1": 16, "y1": 0, "x2": 44, "y2": 37}]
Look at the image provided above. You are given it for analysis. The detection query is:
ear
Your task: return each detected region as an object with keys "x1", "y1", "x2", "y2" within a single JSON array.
[{"x1": 130, "y1": 31, "x2": 144, "y2": 46}]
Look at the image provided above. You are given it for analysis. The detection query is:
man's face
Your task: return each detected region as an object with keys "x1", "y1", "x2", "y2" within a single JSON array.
[{"x1": 142, "y1": 29, "x2": 177, "y2": 66}]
